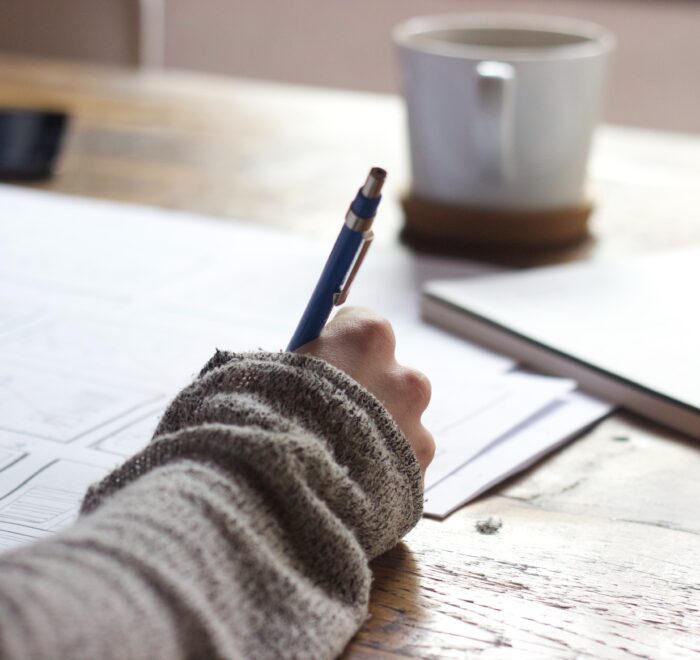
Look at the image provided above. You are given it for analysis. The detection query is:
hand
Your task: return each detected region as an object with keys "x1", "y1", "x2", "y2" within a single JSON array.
[{"x1": 295, "y1": 307, "x2": 435, "y2": 475}]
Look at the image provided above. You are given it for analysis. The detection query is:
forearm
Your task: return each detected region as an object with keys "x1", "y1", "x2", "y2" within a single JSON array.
[{"x1": 0, "y1": 352, "x2": 422, "y2": 659}]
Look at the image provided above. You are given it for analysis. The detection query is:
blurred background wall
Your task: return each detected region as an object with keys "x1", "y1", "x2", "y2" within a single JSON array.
[{"x1": 0, "y1": 0, "x2": 698, "y2": 133}]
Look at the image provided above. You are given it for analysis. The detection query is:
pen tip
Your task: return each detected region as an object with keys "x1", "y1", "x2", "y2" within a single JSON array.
[{"x1": 362, "y1": 167, "x2": 387, "y2": 198}]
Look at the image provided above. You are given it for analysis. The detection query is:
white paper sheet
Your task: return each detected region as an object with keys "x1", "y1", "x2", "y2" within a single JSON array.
[
  {"x1": 423, "y1": 392, "x2": 613, "y2": 518},
  {"x1": 0, "y1": 431, "x2": 122, "y2": 550},
  {"x1": 424, "y1": 372, "x2": 576, "y2": 489},
  {"x1": 0, "y1": 184, "x2": 610, "y2": 544},
  {"x1": 0, "y1": 359, "x2": 163, "y2": 443}
]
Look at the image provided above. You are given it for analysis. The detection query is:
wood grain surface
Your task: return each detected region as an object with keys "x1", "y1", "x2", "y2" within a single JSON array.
[{"x1": 1, "y1": 55, "x2": 699, "y2": 659}]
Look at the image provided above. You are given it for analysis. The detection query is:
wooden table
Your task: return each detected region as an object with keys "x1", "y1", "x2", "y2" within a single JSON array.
[{"x1": 1, "y1": 55, "x2": 699, "y2": 658}]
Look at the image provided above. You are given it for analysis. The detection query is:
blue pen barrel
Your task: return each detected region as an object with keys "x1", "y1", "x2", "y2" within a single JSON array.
[
  {"x1": 286, "y1": 167, "x2": 386, "y2": 351},
  {"x1": 286, "y1": 225, "x2": 364, "y2": 351}
]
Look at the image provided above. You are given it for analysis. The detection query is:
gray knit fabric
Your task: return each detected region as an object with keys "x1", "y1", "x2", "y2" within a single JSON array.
[{"x1": 0, "y1": 351, "x2": 423, "y2": 659}]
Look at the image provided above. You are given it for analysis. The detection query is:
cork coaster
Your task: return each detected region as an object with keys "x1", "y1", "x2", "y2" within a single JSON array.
[{"x1": 401, "y1": 194, "x2": 593, "y2": 256}]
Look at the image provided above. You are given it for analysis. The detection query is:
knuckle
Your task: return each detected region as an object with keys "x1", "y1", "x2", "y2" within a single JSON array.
[
  {"x1": 400, "y1": 367, "x2": 432, "y2": 409},
  {"x1": 415, "y1": 429, "x2": 436, "y2": 466},
  {"x1": 354, "y1": 315, "x2": 395, "y2": 353}
]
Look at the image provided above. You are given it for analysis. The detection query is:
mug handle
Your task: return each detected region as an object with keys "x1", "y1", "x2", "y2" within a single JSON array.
[{"x1": 475, "y1": 61, "x2": 516, "y2": 183}]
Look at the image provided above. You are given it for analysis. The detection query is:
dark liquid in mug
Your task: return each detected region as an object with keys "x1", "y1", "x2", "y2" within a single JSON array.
[{"x1": 420, "y1": 27, "x2": 592, "y2": 50}]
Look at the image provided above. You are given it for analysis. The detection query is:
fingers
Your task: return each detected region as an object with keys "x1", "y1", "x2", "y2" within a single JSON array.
[
  {"x1": 404, "y1": 424, "x2": 436, "y2": 474},
  {"x1": 294, "y1": 306, "x2": 435, "y2": 475},
  {"x1": 380, "y1": 365, "x2": 433, "y2": 473},
  {"x1": 396, "y1": 365, "x2": 432, "y2": 412},
  {"x1": 296, "y1": 307, "x2": 395, "y2": 359},
  {"x1": 326, "y1": 307, "x2": 396, "y2": 357}
]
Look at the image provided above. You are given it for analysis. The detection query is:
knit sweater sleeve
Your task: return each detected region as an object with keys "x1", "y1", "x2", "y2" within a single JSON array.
[{"x1": 0, "y1": 351, "x2": 423, "y2": 660}]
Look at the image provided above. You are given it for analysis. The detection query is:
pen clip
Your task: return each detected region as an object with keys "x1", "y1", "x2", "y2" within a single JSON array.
[{"x1": 333, "y1": 230, "x2": 374, "y2": 306}]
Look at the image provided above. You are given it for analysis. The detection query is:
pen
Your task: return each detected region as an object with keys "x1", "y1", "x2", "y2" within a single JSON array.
[{"x1": 286, "y1": 167, "x2": 386, "y2": 351}]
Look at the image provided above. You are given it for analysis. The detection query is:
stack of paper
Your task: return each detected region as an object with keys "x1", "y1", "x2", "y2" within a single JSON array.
[{"x1": 0, "y1": 186, "x2": 612, "y2": 551}]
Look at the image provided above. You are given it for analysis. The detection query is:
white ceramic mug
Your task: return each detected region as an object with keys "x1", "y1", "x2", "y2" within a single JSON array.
[{"x1": 394, "y1": 14, "x2": 615, "y2": 210}]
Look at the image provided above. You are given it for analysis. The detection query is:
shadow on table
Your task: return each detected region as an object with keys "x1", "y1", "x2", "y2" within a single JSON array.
[{"x1": 342, "y1": 542, "x2": 428, "y2": 656}]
